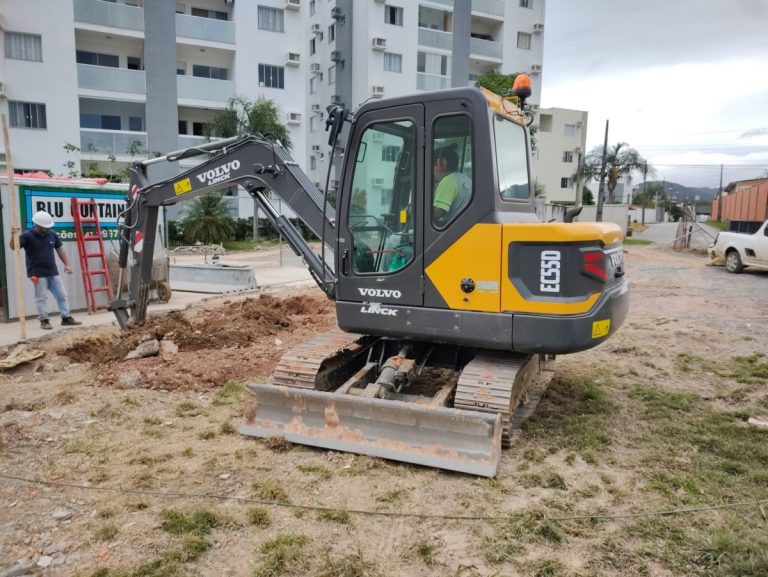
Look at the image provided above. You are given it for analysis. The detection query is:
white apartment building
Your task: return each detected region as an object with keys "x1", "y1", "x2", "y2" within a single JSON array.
[
  {"x1": 535, "y1": 107, "x2": 588, "y2": 204},
  {"x1": 1, "y1": 0, "x2": 547, "y2": 216}
]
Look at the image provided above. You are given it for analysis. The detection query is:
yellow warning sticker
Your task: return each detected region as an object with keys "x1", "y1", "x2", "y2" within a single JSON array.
[
  {"x1": 400, "y1": 210, "x2": 407, "y2": 224},
  {"x1": 592, "y1": 319, "x2": 611, "y2": 339},
  {"x1": 174, "y1": 178, "x2": 192, "y2": 195}
]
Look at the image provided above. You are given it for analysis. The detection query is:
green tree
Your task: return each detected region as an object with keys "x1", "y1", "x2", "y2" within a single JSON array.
[
  {"x1": 476, "y1": 70, "x2": 517, "y2": 98},
  {"x1": 632, "y1": 182, "x2": 665, "y2": 207},
  {"x1": 180, "y1": 194, "x2": 235, "y2": 244},
  {"x1": 205, "y1": 95, "x2": 292, "y2": 150},
  {"x1": 582, "y1": 187, "x2": 595, "y2": 205},
  {"x1": 580, "y1": 143, "x2": 649, "y2": 203}
]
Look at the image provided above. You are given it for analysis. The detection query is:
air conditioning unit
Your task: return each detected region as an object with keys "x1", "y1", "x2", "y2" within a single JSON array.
[
  {"x1": 285, "y1": 52, "x2": 301, "y2": 66},
  {"x1": 311, "y1": 144, "x2": 321, "y2": 151},
  {"x1": 371, "y1": 37, "x2": 386, "y2": 51},
  {"x1": 530, "y1": 103, "x2": 540, "y2": 111},
  {"x1": 311, "y1": 104, "x2": 322, "y2": 113},
  {"x1": 310, "y1": 62, "x2": 321, "y2": 74},
  {"x1": 287, "y1": 112, "x2": 302, "y2": 124},
  {"x1": 330, "y1": 50, "x2": 342, "y2": 62},
  {"x1": 317, "y1": 152, "x2": 325, "y2": 161},
  {"x1": 331, "y1": 6, "x2": 343, "y2": 19},
  {"x1": 530, "y1": 64, "x2": 542, "y2": 74},
  {"x1": 533, "y1": 23, "x2": 544, "y2": 33},
  {"x1": 574, "y1": 147, "x2": 582, "y2": 154},
  {"x1": 285, "y1": 0, "x2": 300, "y2": 10},
  {"x1": 374, "y1": 0, "x2": 385, "y2": 3},
  {"x1": 311, "y1": 23, "x2": 321, "y2": 34},
  {"x1": 224, "y1": 0, "x2": 234, "y2": 6},
  {"x1": 576, "y1": 120, "x2": 584, "y2": 128},
  {"x1": 372, "y1": 177, "x2": 385, "y2": 187},
  {"x1": 372, "y1": 85, "x2": 385, "y2": 98}
]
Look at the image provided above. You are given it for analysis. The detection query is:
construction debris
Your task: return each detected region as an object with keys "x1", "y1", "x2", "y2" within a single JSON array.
[{"x1": 0, "y1": 345, "x2": 45, "y2": 370}]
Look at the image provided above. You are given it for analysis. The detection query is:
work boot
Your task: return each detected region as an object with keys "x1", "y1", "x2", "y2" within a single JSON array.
[
  {"x1": 40, "y1": 319, "x2": 52, "y2": 330},
  {"x1": 61, "y1": 316, "x2": 82, "y2": 327}
]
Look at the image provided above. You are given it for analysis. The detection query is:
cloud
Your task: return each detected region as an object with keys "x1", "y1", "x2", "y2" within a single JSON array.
[{"x1": 739, "y1": 128, "x2": 768, "y2": 139}]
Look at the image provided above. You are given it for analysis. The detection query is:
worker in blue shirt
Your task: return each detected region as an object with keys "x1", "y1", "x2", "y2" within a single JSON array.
[{"x1": 9, "y1": 211, "x2": 82, "y2": 330}]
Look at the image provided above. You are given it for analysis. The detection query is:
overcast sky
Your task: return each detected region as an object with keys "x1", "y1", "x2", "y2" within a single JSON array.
[{"x1": 541, "y1": 0, "x2": 768, "y2": 189}]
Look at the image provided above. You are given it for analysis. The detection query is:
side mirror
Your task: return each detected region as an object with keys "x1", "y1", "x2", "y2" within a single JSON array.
[{"x1": 326, "y1": 105, "x2": 348, "y2": 147}]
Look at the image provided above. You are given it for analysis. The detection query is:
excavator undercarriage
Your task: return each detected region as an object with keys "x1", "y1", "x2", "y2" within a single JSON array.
[{"x1": 241, "y1": 330, "x2": 554, "y2": 476}]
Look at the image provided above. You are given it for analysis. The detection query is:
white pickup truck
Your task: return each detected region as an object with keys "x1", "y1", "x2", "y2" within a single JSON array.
[{"x1": 711, "y1": 219, "x2": 768, "y2": 273}]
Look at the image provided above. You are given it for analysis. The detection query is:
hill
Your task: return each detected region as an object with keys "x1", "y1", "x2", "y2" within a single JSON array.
[{"x1": 633, "y1": 181, "x2": 718, "y2": 202}]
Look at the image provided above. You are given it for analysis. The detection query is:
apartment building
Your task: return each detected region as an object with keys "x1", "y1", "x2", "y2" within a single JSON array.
[
  {"x1": 1, "y1": 0, "x2": 547, "y2": 215},
  {"x1": 535, "y1": 107, "x2": 588, "y2": 204}
]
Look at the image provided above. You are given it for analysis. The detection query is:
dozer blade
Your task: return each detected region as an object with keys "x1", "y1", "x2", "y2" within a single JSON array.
[{"x1": 240, "y1": 384, "x2": 503, "y2": 477}]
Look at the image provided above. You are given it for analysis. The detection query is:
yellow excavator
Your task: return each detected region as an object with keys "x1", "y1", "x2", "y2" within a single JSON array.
[{"x1": 110, "y1": 78, "x2": 628, "y2": 476}]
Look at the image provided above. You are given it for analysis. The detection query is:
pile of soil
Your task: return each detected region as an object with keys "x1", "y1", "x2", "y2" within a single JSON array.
[{"x1": 92, "y1": 293, "x2": 337, "y2": 391}]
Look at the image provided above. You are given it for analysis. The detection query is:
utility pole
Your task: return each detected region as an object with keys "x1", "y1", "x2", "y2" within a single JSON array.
[
  {"x1": 716, "y1": 163, "x2": 723, "y2": 222},
  {"x1": 575, "y1": 150, "x2": 584, "y2": 207},
  {"x1": 595, "y1": 119, "x2": 609, "y2": 222},
  {"x1": 641, "y1": 161, "x2": 648, "y2": 226}
]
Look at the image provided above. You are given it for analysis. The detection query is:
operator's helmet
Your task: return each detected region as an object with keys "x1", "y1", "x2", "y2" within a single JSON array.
[{"x1": 32, "y1": 211, "x2": 55, "y2": 229}]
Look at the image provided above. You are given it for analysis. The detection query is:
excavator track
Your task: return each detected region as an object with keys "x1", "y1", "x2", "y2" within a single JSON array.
[
  {"x1": 272, "y1": 328, "x2": 369, "y2": 390},
  {"x1": 454, "y1": 352, "x2": 554, "y2": 447}
]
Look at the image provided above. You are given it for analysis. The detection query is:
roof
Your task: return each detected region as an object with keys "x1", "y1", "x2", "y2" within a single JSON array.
[{"x1": 0, "y1": 173, "x2": 128, "y2": 191}]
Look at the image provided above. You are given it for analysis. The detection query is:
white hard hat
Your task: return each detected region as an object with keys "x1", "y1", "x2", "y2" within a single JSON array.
[{"x1": 32, "y1": 211, "x2": 55, "y2": 229}]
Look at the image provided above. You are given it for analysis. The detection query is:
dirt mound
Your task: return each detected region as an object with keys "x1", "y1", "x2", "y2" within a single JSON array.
[
  {"x1": 57, "y1": 333, "x2": 119, "y2": 363},
  {"x1": 95, "y1": 292, "x2": 337, "y2": 391}
]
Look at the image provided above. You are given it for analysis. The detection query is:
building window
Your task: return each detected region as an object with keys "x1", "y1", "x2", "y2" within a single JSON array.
[
  {"x1": 176, "y1": 61, "x2": 186, "y2": 75},
  {"x1": 127, "y1": 56, "x2": 142, "y2": 70},
  {"x1": 328, "y1": 23, "x2": 335, "y2": 43},
  {"x1": 328, "y1": 65, "x2": 336, "y2": 85},
  {"x1": 382, "y1": 145, "x2": 400, "y2": 162},
  {"x1": 310, "y1": 37, "x2": 316, "y2": 55},
  {"x1": 417, "y1": 51, "x2": 448, "y2": 76},
  {"x1": 520, "y1": 0, "x2": 532, "y2": 7},
  {"x1": 5, "y1": 32, "x2": 42, "y2": 62},
  {"x1": 80, "y1": 113, "x2": 121, "y2": 130},
  {"x1": 176, "y1": 3, "x2": 185, "y2": 14},
  {"x1": 385, "y1": 5, "x2": 403, "y2": 26},
  {"x1": 310, "y1": 155, "x2": 317, "y2": 170},
  {"x1": 76, "y1": 50, "x2": 119, "y2": 68},
  {"x1": 309, "y1": 0, "x2": 315, "y2": 16},
  {"x1": 178, "y1": 120, "x2": 188, "y2": 134},
  {"x1": 383, "y1": 52, "x2": 402, "y2": 73},
  {"x1": 192, "y1": 122, "x2": 206, "y2": 136},
  {"x1": 562, "y1": 151, "x2": 573, "y2": 163},
  {"x1": 8, "y1": 101, "x2": 47, "y2": 129},
  {"x1": 192, "y1": 65, "x2": 228, "y2": 80},
  {"x1": 564, "y1": 124, "x2": 576, "y2": 137},
  {"x1": 258, "y1": 6, "x2": 284, "y2": 32},
  {"x1": 418, "y1": 6, "x2": 449, "y2": 31},
  {"x1": 560, "y1": 177, "x2": 572, "y2": 189},
  {"x1": 310, "y1": 116, "x2": 316, "y2": 133},
  {"x1": 310, "y1": 76, "x2": 317, "y2": 94},
  {"x1": 190, "y1": 7, "x2": 228, "y2": 20},
  {"x1": 129, "y1": 117, "x2": 143, "y2": 131},
  {"x1": 517, "y1": 32, "x2": 532, "y2": 50},
  {"x1": 259, "y1": 64, "x2": 285, "y2": 89}
]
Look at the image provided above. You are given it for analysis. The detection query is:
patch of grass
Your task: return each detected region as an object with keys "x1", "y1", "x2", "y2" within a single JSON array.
[
  {"x1": 375, "y1": 489, "x2": 404, "y2": 504},
  {"x1": 694, "y1": 526, "x2": 768, "y2": 576},
  {"x1": 252, "y1": 479, "x2": 289, "y2": 503},
  {"x1": 219, "y1": 421, "x2": 236, "y2": 435},
  {"x1": 297, "y1": 463, "x2": 332, "y2": 479},
  {"x1": 223, "y1": 240, "x2": 259, "y2": 251},
  {"x1": 264, "y1": 436, "x2": 293, "y2": 453},
  {"x1": 253, "y1": 533, "x2": 308, "y2": 577},
  {"x1": 624, "y1": 238, "x2": 653, "y2": 245},
  {"x1": 197, "y1": 429, "x2": 216, "y2": 440},
  {"x1": 121, "y1": 396, "x2": 139, "y2": 407},
  {"x1": 161, "y1": 510, "x2": 219, "y2": 536},
  {"x1": 175, "y1": 401, "x2": 203, "y2": 417},
  {"x1": 522, "y1": 447, "x2": 546, "y2": 462},
  {"x1": 143, "y1": 416, "x2": 162, "y2": 425},
  {"x1": 63, "y1": 437, "x2": 102, "y2": 455},
  {"x1": 521, "y1": 375, "x2": 614, "y2": 462},
  {"x1": 706, "y1": 219, "x2": 728, "y2": 230},
  {"x1": 247, "y1": 507, "x2": 271, "y2": 528},
  {"x1": 180, "y1": 447, "x2": 194, "y2": 457},
  {"x1": 527, "y1": 558, "x2": 567, "y2": 577},
  {"x1": 317, "y1": 508, "x2": 351, "y2": 524},
  {"x1": 675, "y1": 353, "x2": 706, "y2": 372},
  {"x1": 520, "y1": 470, "x2": 566, "y2": 490},
  {"x1": 483, "y1": 510, "x2": 563, "y2": 564},
  {"x1": 724, "y1": 353, "x2": 768, "y2": 384},
  {"x1": 316, "y1": 552, "x2": 380, "y2": 577},
  {"x1": 93, "y1": 523, "x2": 118, "y2": 542},
  {"x1": 55, "y1": 390, "x2": 78, "y2": 405},
  {"x1": 212, "y1": 380, "x2": 245, "y2": 405},
  {"x1": 416, "y1": 540, "x2": 436, "y2": 566}
]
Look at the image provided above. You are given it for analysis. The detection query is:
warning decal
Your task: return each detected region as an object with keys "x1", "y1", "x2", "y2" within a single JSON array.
[{"x1": 591, "y1": 319, "x2": 611, "y2": 339}]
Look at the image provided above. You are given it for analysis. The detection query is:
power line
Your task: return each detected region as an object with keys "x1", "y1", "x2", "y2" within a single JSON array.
[{"x1": 2, "y1": 472, "x2": 767, "y2": 524}]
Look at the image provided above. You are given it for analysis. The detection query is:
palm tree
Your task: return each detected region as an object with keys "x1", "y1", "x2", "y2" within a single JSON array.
[
  {"x1": 204, "y1": 95, "x2": 292, "y2": 150},
  {"x1": 580, "y1": 143, "x2": 649, "y2": 203},
  {"x1": 181, "y1": 194, "x2": 235, "y2": 245}
]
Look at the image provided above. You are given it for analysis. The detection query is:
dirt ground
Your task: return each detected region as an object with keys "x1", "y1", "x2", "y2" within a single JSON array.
[{"x1": 1, "y1": 245, "x2": 767, "y2": 577}]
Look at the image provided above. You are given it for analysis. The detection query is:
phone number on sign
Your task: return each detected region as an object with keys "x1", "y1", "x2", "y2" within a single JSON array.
[{"x1": 58, "y1": 229, "x2": 120, "y2": 241}]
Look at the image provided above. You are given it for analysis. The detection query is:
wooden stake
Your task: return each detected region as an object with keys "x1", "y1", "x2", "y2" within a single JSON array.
[{"x1": 2, "y1": 114, "x2": 27, "y2": 339}]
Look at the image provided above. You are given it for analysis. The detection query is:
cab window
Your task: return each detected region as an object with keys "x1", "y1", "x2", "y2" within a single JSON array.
[
  {"x1": 495, "y1": 116, "x2": 530, "y2": 201},
  {"x1": 348, "y1": 120, "x2": 415, "y2": 274},
  {"x1": 432, "y1": 115, "x2": 472, "y2": 228}
]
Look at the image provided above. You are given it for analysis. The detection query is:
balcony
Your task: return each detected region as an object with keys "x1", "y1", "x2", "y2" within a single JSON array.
[
  {"x1": 472, "y1": 0, "x2": 505, "y2": 18},
  {"x1": 73, "y1": 0, "x2": 144, "y2": 32},
  {"x1": 77, "y1": 63, "x2": 146, "y2": 94},
  {"x1": 418, "y1": 28, "x2": 452, "y2": 51},
  {"x1": 417, "y1": 73, "x2": 451, "y2": 91},
  {"x1": 80, "y1": 129, "x2": 147, "y2": 157},
  {"x1": 470, "y1": 36, "x2": 502, "y2": 60},
  {"x1": 176, "y1": 14, "x2": 235, "y2": 44},
  {"x1": 177, "y1": 75, "x2": 235, "y2": 104}
]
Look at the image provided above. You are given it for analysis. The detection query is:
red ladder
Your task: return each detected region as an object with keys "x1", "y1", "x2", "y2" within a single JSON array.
[{"x1": 71, "y1": 198, "x2": 114, "y2": 314}]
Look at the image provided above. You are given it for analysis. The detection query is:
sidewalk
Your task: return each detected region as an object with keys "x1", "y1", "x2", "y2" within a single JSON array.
[{"x1": 0, "y1": 248, "x2": 316, "y2": 348}]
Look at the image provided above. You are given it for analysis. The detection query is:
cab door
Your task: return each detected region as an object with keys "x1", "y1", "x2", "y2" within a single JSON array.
[{"x1": 336, "y1": 104, "x2": 424, "y2": 307}]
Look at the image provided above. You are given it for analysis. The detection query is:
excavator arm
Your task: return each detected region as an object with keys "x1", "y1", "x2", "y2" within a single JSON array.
[{"x1": 109, "y1": 134, "x2": 337, "y2": 328}]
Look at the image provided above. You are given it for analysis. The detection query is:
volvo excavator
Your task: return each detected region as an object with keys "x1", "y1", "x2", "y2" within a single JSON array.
[{"x1": 110, "y1": 81, "x2": 629, "y2": 477}]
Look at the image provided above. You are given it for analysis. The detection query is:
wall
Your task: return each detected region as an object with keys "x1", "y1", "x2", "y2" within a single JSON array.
[
  {"x1": 712, "y1": 180, "x2": 768, "y2": 223},
  {"x1": 575, "y1": 204, "x2": 629, "y2": 235},
  {"x1": 535, "y1": 107, "x2": 587, "y2": 203}
]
